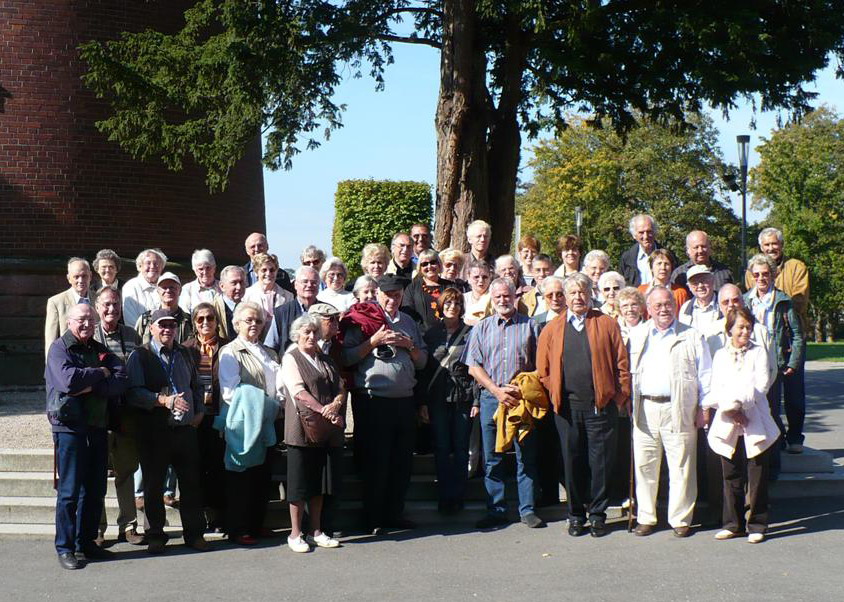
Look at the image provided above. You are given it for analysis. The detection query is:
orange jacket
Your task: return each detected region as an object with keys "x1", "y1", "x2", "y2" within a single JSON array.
[
  {"x1": 493, "y1": 371, "x2": 549, "y2": 452},
  {"x1": 536, "y1": 310, "x2": 631, "y2": 412}
]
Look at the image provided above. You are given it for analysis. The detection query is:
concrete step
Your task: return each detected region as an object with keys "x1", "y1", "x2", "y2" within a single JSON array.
[
  {"x1": 0, "y1": 449, "x2": 53, "y2": 472},
  {"x1": 0, "y1": 472, "x2": 120, "y2": 498},
  {"x1": 769, "y1": 466, "x2": 844, "y2": 498},
  {"x1": 780, "y1": 447, "x2": 835, "y2": 473}
]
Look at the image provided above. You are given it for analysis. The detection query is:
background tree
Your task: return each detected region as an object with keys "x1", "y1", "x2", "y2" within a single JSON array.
[
  {"x1": 80, "y1": 1, "x2": 844, "y2": 253},
  {"x1": 750, "y1": 107, "x2": 844, "y2": 340},
  {"x1": 518, "y1": 113, "x2": 741, "y2": 271}
]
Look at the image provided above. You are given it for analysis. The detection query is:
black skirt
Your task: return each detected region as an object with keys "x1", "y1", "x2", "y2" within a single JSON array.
[{"x1": 286, "y1": 445, "x2": 341, "y2": 502}]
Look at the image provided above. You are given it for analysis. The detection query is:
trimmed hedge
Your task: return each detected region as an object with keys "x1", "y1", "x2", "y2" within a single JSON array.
[{"x1": 332, "y1": 179, "x2": 432, "y2": 278}]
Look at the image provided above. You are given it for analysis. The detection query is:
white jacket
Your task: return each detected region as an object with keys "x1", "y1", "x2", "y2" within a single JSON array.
[{"x1": 705, "y1": 342, "x2": 780, "y2": 459}]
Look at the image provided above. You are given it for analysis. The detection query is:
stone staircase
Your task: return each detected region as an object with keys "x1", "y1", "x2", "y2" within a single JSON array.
[{"x1": 0, "y1": 445, "x2": 840, "y2": 536}]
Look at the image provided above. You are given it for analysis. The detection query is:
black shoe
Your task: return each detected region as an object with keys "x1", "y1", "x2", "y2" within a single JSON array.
[
  {"x1": 590, "y1": 522, "x2": 608, "y2": 538},
  {"x1": 80, "y1": 546, "x2": 115, "y2": 561},
  {"x1": 58, "y1": 552, "x2": 79, "y2": 570},
  {"x1": 476, "y1": 514, "x2": 510, "y2": 529},
  {"x1": 567, "y1": 520, "x2": 586, "y2": 536},
  {"x1": 387, "y1": 517, "x2": 417, "y2": 530},
  {"x1": 520, "y1": 513, "x2": 546, "y2": 528},
  {"x1": 147, "y1": 539, "x2": 166, "y2": 555}
]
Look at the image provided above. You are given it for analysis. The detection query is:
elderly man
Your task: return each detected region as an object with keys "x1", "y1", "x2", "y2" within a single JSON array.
[
  {"x1": 745, "y1": 227, "x2": 810, "y2": 332},
  {"x1": 341, "y1": 273, "x2": 428, "y2": 534},
  {"x1": 534, "y1": 275, "x2": 566, "y2": 327},
  {"x1": 465, "y1": 219, "x2": 495, "y2": 274},
  {"x1": 385, "y1": 232, "x2": 415, "y2": 278},
  {"x1": 46, "y1": 303, "x2": 128, "y2": 569},
  {"x1": 179, "y1": 248, "x2": 221, "y2": 314},
  {"x1": 495, "y1": 254, "x2": 538, "y2": 317},
  {"x1": 678, "y1": 265, "x2": 722, "y2": 333},
  {"x1": 265, "y1": 266, "x2": 320, "y2": 352},
  {"x1": 212, "y1": 265, "x2": 246, "y2": 340},
  {"x1": 671, "y1": 230, "x2": 733, "y2": 293},
  {"x1": 92, "y1": 287, "x2": 144, "y2": 546},
  {"x1": 706, "y1": 284, "x2": 775, "y2": 371},
  {"x1": 45, "y1": 257, "x2": 94, "y2": 356},
  {"x1": 537, "y1": 273, "x2": 630, "y2": 537},
  {"x1": 620, "y1": 214, "x2": 675, "y2": 286},
  {"x1": 135, "y1": 272, "x2": 194, "y2": 344},
  {"x1": 410, "y1": 223, "x2": 434, "y2": 263},
  {"x1": 243, "y1": 231, "x2": 294, "y2": 292},
  {"x1": 122, "y1": 248, "x2": 167, "y2": 329},
  {"x1": 628, "y1": 286, "x2": 711, "y2": 537},
  {"x1": 125, "y1": 309, "x2": 207, "y2": 554},
  {"x1": 465, "y1": 278, "x2": 544, "y2": 530}
]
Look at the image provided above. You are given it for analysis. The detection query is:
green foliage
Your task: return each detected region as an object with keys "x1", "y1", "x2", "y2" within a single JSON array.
[
  {"x1": 517, "y1": 114, "x2": 741, "y2": 272},
  {"x1": 749, "y1": 106, "x2": 844, "y2": 321},
  {"x1": 333, "y1": 180, "x2": 432, "y2": 278}
]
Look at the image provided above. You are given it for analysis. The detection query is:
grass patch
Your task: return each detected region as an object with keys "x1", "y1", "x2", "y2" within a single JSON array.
[{"x1": 806, "y1": 342, "x2": 844, "y2": 362}]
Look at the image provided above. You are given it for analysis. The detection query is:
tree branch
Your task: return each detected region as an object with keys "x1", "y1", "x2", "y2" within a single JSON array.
[
  {"x1": 376, "y1": 33, "x2": 442, "y2": 49},
  {"x1": 373, "y1": 7, "x2": 444, "y2": 23}
]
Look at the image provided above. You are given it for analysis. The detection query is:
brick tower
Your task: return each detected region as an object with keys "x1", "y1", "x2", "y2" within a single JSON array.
[{"x1": 0, "y1": 1, "x2": 266, "y2": 385}]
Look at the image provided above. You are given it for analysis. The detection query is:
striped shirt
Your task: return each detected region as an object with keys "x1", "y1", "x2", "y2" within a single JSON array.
[{"x1": 463, "y1": 312, "x2": 540, "y2": 388}]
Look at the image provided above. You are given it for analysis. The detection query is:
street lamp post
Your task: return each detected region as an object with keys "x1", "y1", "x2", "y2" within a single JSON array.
[
  {"x1": 737, "y1": 135, "x2": 750, "y2": 270},
  {"x1": 575, "y1": 206, "x2": 583, "y2": 237}
]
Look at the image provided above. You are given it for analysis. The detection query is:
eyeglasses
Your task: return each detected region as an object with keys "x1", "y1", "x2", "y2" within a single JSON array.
[
  {"x1": 602, "y1": 286, "x2": 621, "y2": 292},
  {"x1": 544, "y1": 291, "x2": 565, "y2": 298},
  {"x1": 326, "y1": 271, "x2": 345, "y2": 279},
  {"x1": 419, "y1": 261, "x2": 439, "y2": 268},
  {"x1": 689, "y1": 280, "x2": 711, "y2": 288},
  {"x1": 242, "y1": 317, "x2": 264, "y2": 325},
  {"x1": 751, "y1": 272, "x2": 771, "y2": 279},
  {"x1": 195, "y1": 315, "x2": 216, "y2": 323}
]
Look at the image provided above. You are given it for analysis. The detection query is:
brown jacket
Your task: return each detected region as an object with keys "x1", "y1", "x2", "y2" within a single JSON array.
[{"x1": 536, "y1": 309, "x2": 631, "y2": 412}]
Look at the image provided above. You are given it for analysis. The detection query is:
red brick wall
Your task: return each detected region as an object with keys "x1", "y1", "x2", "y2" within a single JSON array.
[{"x1": 0, "y1": 0, "x2": 265, "y2": 263}]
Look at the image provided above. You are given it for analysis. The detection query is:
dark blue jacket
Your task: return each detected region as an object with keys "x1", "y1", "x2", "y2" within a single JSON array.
[{"x1": 45, "y1": 330, "x2": 128, "y2": 433}]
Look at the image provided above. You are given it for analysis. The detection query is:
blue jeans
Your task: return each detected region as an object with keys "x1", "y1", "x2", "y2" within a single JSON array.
[
  {"x1": 53, "y1": 430, "x2": 109, "y2": 554},
  {"x1": 479, "y1": 391, "x2": 537, "y2": 517},
  {"x1": 428, "y1": 399, "x2": 471, "y2": 504},
  {"x1": 133, "y1": 465, "x2": 177, "y2": 497}
]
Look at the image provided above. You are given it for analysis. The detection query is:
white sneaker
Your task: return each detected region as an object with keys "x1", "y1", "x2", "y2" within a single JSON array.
[
  {"x1": 747, "y1": 533, "x2": 765, "y2": 544},
  {"x1": 287, "y1": 535, "x2": 311, "y2": 553},
  {"x1": 714, "y1": 529, "x2": 739, "y2": 540},
  {"x1": 307, "y1": 533, "x2": 340, "y2": 548}
]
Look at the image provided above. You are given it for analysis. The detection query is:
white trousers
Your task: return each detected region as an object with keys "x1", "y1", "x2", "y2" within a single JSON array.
[{"x1": 633, "y1": 399, "x2": 697, "y2": 528}]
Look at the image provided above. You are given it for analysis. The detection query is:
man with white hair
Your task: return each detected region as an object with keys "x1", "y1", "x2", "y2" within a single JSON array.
[
  {"x1": 678, "y1": 265, "x2": 722, "y2": 333},
  {"x1": 628, "y1": 286, "x2": 711, "y2": 538},
  {"x1": 744, "y1": 227, "x2": 810, "y2": 332},
  {"x1": 670, "y1": 230, "x2": 733, "y2": 293},
  {"x1": 619, "y1": 214, "x2": 675, "y2": 286},
  {"x1": 265, "y1": 266, "x2": 321, "y2": 353},
  {"x1": 179, "y1": 249, "x2": 221, "y2": 314},
  {"x1": 213, "y1": 265, "x2": 247, "y2": 340},
  {"x1": 122, "y1": 248, "x2": 167, "y2": 328},
  {"x1": 465, "y1": 220, "x2": 495, "y2": 275},
  {"x1": 495, "y1": 254, "x2": 537, "y2": 316},
  {"x1": 45, "y1": 257, "x2": 94, "y2": 357}
]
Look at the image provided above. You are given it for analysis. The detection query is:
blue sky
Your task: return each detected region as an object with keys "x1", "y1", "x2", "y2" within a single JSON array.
[{"x1": 263, "y1": 45, "x2": 844, "y2": 267}]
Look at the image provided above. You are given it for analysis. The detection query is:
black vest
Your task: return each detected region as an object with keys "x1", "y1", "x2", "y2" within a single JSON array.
[{"x1": 562, "y1": 320, "x2": 595, "y2": 409}]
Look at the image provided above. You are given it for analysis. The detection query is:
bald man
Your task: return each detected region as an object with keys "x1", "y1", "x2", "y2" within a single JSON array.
[
  {"x1": 670, "y1": 230, "x2": 734, "y2": 293},
  {"x1": 243, "y1": 232, "x2": 294, "y2": 293}
]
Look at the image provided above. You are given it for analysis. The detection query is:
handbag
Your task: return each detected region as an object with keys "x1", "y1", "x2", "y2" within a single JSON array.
[{"x1": 297, "y1": 405, "x2": 338, "y2": 444}]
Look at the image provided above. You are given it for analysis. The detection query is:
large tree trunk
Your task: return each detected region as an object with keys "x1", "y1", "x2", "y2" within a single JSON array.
[{"x1": 434, "y1": 0, "x2": 489, "y2": 252}]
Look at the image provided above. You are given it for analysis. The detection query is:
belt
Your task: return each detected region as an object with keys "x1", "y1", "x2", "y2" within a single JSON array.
[{"x1": 641, "y1": 395, "x2": 671, "y2": 403}]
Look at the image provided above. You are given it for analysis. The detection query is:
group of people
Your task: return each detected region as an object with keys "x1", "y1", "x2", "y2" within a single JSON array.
[{"x1": 43, "y1": 216, "x2": 809, "y2": 570}]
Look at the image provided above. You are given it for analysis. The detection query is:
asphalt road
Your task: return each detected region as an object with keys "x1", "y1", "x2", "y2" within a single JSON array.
[{"x1": 2, "y1": 495, "x2": 843, "y2": 602}]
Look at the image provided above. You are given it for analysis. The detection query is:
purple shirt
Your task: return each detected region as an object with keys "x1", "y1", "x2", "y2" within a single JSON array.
[{"x1": 463, "y1": 312, "x2": 540, "y2": 388}]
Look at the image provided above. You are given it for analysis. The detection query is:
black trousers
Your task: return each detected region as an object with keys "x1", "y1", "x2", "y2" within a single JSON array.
[
  {"x1": 608, "y1": 415, "x2": 631, "y2": 504},
  {"x1": 555, "y1": 404, "x2": 618, "y2": 524},
  {"x1": 721, "y1": 439, "x2": 770, "y2": 534},
  {"x1": 696, "y1": 427, "x2": 724, "y2": 525},
  {"x1": 197, "y1": 415, "x2": 227, "y2": 525},
  {"x1": 136, "y1": 417, "x2": 205, "y2": 542},
  {"x1": 360, "y1": 394, "x2": 416, "y2": 529},
  {"x1": 226, "y1": 460, "x2": 271, "y2": 538}
]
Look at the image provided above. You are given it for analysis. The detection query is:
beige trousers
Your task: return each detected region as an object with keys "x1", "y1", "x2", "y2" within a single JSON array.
[{"x1": 633, "y1": 399, "x2": 697, "y2": 528}]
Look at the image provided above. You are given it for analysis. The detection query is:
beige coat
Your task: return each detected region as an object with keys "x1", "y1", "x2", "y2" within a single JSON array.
[{"x1": 44, "y1": 289, "x2": 83, "y2": 357}]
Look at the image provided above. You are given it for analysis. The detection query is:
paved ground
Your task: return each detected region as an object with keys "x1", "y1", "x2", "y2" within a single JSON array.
[{"x1": 2, "y1": 495, "x2": 843, "y2": 601}]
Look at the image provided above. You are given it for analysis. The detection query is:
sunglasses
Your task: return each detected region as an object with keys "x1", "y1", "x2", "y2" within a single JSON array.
[
  {"x1": 195, "y1": 315, "x2": 216, "y2": 323},
  {"x1": 157, "y1": 322, "x2": 178, "y2": 330},
  {"x1": 420, "y1": 261, "x2": 439, "y2": 268},
  {"x1": 602, "y1": 286, "x2": 621, "y2": 292},
  {"x1": 751, "y1": 272, "x2": 771, "y2": 279}
]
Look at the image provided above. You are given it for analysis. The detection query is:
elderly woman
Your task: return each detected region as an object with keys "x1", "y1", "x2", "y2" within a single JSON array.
[
  {"x1": 581, "y1": 249, "x2": 610, "y2": 303},
  {"x1": 421, "y1": 288, "x2": 475, "y2": 515},
  {"x1": 439, "y1": 248, "x2": 469, "y2": 293},
  {"x1": 745, "y1": 253, "x2": 806, "y2": 460},
  {"x1": 217, "y1": 302, "x2": 282, "y2": 546},
  {"x1": 638, "y1": 249, "x2": 689, "y2": 317},
  {"x1": 352, "y1": 274, "x2": 379, "y2": 303},
  {"x1": 553, "y1": 234, "x2": 583, "y2": 278},
  {"x1": 180, "y1": 249, "x2": 222, "y2": 315},
  {"x1": 317, "y1": 257, "x2": 355, "y2": 312},
  {"x1": 300, "y1": 245, "x2": 327, "y2": 275},
  {"x1": 92, "y1": 248, "x2": 123, "y2": 292},
  {"x1": 360, "y1": 243, "x2": 390, "y2": 279},
  {"x1": 598, "y1": 271, "x2": 626, "y2": 319},
  {"x1": 242, "y1": 253, "x2": 294, "y2": 326},
  {"x1": 403, "y1": 249, "x2": 454, "y2": 333},
  {"x1": 281, "y1": 315, "x2": 346, "y2": 552},
  {"x1": 122, "y1": 248, "x2": 167, "y2": 328},
  {"x1": 183, "y1": 302, "x2": 229, "y2": 532},
  {"x1": 617, "y1": 287, "x2": 646, "y2": 344},
  {"x1": 517, "y1": 235, "x2": 541, "y2": 282},
  {"x1": 705, "y1": 308, "x2": 780, "y2": 543},
  {"x1": 463, "y1": 260, "x2": 492, "y2": 326}
]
